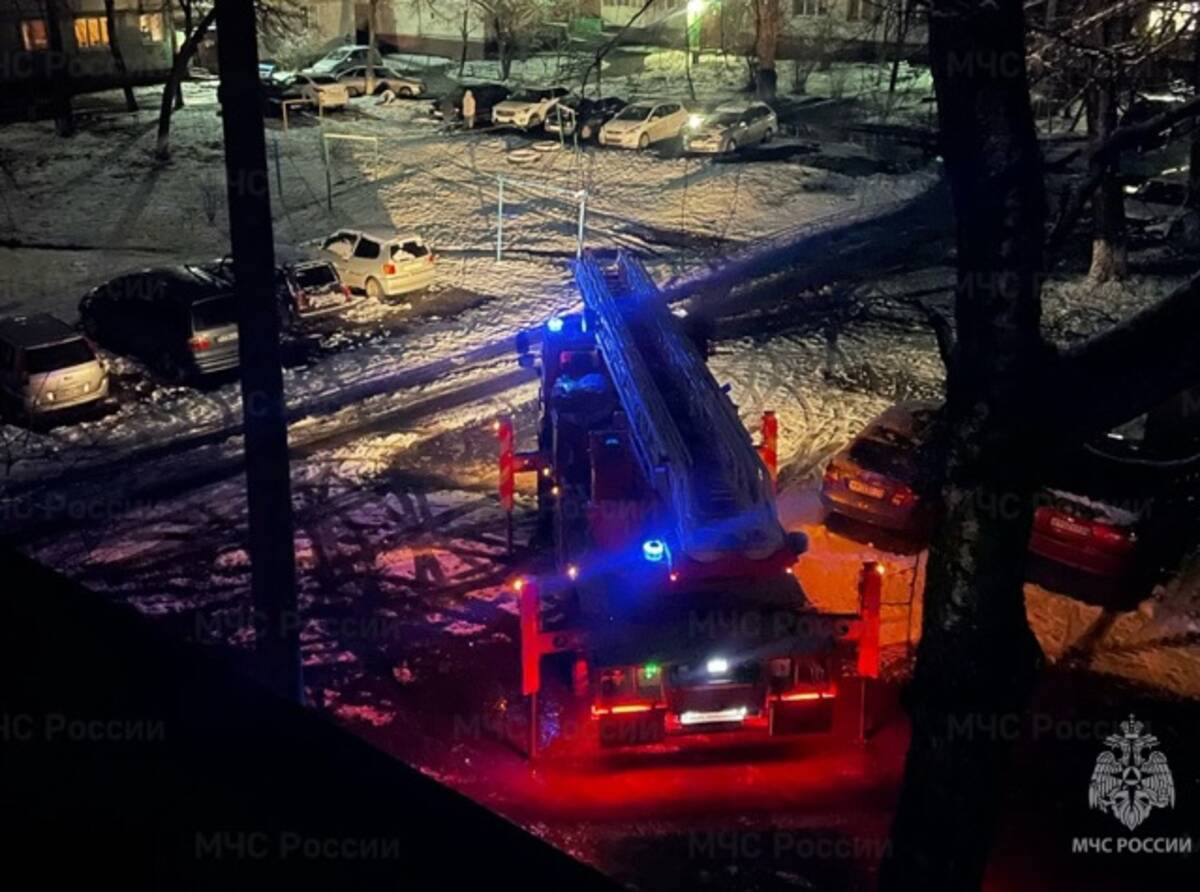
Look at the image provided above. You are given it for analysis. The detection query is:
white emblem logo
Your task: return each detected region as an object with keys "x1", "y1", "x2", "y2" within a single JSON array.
[{"x1": 1088, "y1": 715, "x2": 1175, "y2": 830}]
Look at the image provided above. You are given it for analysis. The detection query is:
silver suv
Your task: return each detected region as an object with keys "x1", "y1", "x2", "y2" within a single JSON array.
[{"x1": 0, "y1": 314, "x2": 109, "y2": 417}]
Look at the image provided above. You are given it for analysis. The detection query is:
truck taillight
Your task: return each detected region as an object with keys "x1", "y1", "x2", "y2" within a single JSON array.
[
  {"x1": 383, "y1": 262, "x2": 397, "y2": 275},
  {"x1": 189, "y1": 336, "x2": 212, "y2": 352}
]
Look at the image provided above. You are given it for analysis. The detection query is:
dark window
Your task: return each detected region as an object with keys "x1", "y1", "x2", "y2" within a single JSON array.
[
  {"x1": 294, "y1": 264, "x2": 339, "y2": 289},
  {"x1": 848, "y1": 438, "x2": 918, "y2": 481},
  {"x1": 353, "y1": 239, "x2": 382, "y2": 260},
  {"x1": 191, "y1": 296, "x2": 237, "y2": 330},
  {"x1": 25, "y1": 339, "x2": 96, "y2": 373},
  {"x1": 847, "y1": 0, "x2": 862, "y2": 19},
  {"x1": 392, "y1": 241, "x2": 429, "y2": 260}
]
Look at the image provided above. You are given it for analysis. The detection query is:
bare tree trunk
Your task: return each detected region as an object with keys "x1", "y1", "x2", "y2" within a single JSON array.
[
  {"x1": 103, "y1": 0, "x2": 138, "y2": 111},
  {"x1": 44, "y1": 0, "x2": 74, "y2": 136},
  {"x1": 754, "y1": 0, "x2": 780, "y2": 100},
  {"x1": 366, "y1": 0, "x2": 377, "y2": 95},
  {"x1": 1088, "y1": 18, "x2": 1127, "y2": 283},
  {"x1": 157, "y1": 6, "x2": 218, "y2": 160},
  {"x1": 1190, "y1": 31, "x2": 1200, "y2": 209},
  {"x1": 880, "y1": 0, "x2": 1047, "y2": 886},
  {"x1": 459, "y1": 7, "x2": 470, "y2": 78},
  {"x1": 213, "y1": 0, "x2": 300, "y2": 702}
]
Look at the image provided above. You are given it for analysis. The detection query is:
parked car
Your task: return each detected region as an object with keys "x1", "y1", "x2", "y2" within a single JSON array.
[
  {"x1": 824, "y1": 402, "x2": 1150, "y2": 578},
  {"x1": 305, "y1": 44, "x2": 383, "y2": 76},
  {"x1": 79, "y1": 267, "x2": 240, "y2": 380},
  {"x1": 205, "y1": 246, "x2": 358, "y2": 325},
  {"x1": 432, "y1": 83, "x2": 511, "y2": 128},
  {"x1": 683, "y1": 101, "x2": 778, "y2": 154},
  {"x1": 821, "y1": 401, "x2": 938, "y2": 534},
  {"x1": 598, "y1": 100, "x2": 689, "y2": 149},
  {"x1": 545, "y1": 96, "x2": 626, "y2": 142},
  {"x1": 1029, "y1": 433, "x2": 1147, "y2": 578},
  {"x1": 264, "y1": 72, "x2": 350, "y2": 113},
  {"x1": 491, "y1": 85, "x2": 570, "y2": 130},
  {"x1": 316, "y1": 230, "x2": 436, "y2": 299},
  {"x1": 336, "y1": 65, "x2": 425, "y2": 98},
  {"x1": 0, "y1": 314, "x2": 108, "y2": 417}
]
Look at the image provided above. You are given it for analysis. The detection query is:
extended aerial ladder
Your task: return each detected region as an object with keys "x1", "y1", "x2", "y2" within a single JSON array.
[{"x1": 505, "y1": 250, "x2": 878, "y2": 753}]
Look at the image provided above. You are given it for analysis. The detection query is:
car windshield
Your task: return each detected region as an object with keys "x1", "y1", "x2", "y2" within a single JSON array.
[
  {"x1": 294, "y1": 264, "x2": 339, "y2": 290},
  {"x1": 191, "y1": 295, "x2": 237, "y2": 330},
  {"x1": 616, "y1": 104, "x2": 653, "y2": 121},
  {"x1": 26, "y1": 339, "x2": 95, "y2": 373},
  {"x1": 392, "y1": 240, "x2": 429, "y2": 260},
  {"x1": 708, "y1": 112, "x2": 741, "y2": 126},
  {"x1": 509, "y1": 89, "x2": 550, "y2": 102},
  {"x1": 848, "y1": 437, "x2": 918, "y2": 481}
]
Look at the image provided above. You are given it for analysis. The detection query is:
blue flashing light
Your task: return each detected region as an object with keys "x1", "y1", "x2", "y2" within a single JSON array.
[
  {"x1": 547, "y1": 315, "x2": 565, "y2": 334},
  {"x1": 642, "y1": 538, "x2": 667, "y2": 563}
]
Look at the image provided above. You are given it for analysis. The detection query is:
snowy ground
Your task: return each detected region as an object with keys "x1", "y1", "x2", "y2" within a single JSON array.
[
  {"x1": 0, "y1": 70, "x2": 932, "y2": 487},
  {"x1": 5, "y1": 56, "x2": 1200, "y2": 890}
]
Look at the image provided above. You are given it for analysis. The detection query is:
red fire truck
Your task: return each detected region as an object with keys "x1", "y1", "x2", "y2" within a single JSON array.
[{"x1": 504, "y1": 251, "x2": 877, "y2": 751}]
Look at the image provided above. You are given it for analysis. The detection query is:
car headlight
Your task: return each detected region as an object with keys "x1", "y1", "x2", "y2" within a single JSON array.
[
  {"x1": 688, "y1": 114, "x2": 704, "y2": 130},
  {"x1": 43, "y1": 391, "x2": 55, "y2": 402}
]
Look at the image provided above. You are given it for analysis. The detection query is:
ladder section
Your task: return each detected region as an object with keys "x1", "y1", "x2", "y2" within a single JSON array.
[{"x1": 574, "y1": 251, "x2": 784, "y2": 562}]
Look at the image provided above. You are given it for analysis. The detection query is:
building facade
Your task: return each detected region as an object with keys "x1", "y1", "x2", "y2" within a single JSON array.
[{"x1": 1, "y1": 0, "x2": 174, "y2": 99}]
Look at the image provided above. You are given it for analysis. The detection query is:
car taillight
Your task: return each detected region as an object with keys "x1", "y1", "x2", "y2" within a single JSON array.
[
  {"x1": 891, "y1": 485, "x2": 916, "y2": 507},
  {"x1": 1092, "y1": 523, "x2": 1134, "y2": 547},
  {"x1": 189, "y1": 336, "x2": 212, "y2": 352},
  {"x1": 427, "y1": 253, "x2": 436, "y2": 263},
  {"x1": 823, "y1": 464, "x2": 840, "y2": 484},
  {"x1": 383, "y1": 262, "x2": 397, "y2": 275},
  {"x1": 341, "y1": 284, "x2": 352, "y2": 301}
]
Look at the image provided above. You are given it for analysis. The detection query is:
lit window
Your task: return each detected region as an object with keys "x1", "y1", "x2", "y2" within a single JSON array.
[
  {"x1": 21, "y1": 19, "x2": 49, "y2": 51},
  {"x1": 139, "y1": 13, "x2": 164, "y2": 43},
  {"x1": 74, "y1": 17, "x2": 110, "y2": 49}
]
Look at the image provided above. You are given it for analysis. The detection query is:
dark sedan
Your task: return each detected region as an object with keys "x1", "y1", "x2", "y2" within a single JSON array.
[
  {"x1": 545, "y1": 96, "x2": 627, "y2": 142},
  {"x1": 79, "y1": 267, "x2": 240, "y2": 381}
]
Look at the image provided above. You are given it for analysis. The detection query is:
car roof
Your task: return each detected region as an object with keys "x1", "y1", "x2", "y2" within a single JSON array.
[
  {"x1": 0, "y1": 313, "x2": 79, "y2": 348},
  {"x1": 868, "y1": 401, "x2": 940, "y2": 439},
  {"x1": 339, "y1": 228, "x2": 424, "y2": 243},
  {"x1": 120, "y1": 266, "x2": 231, "y2": 303}
]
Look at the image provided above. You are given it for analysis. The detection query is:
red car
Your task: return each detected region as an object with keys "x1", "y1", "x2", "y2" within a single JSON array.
[{"x1": 824, "y1": 404, "x2": 1146, "y2": 578}]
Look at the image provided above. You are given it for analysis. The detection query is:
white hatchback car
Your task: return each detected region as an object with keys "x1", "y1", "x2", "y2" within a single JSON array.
[
  {"x1": 317, "y1": 229, "x2": 437, "y2": 299},
  {"x1": 598, "y1": 100, "x2": 689, "y2": 149},
  {"x1": 491, "y1": 86, "x2": 569, "y2": 130}
]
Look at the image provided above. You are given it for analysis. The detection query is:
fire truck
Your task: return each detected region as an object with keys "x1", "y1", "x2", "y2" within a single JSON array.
[{"x1": 503, "y1": 251, "x2": 878, "y2": 751}]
